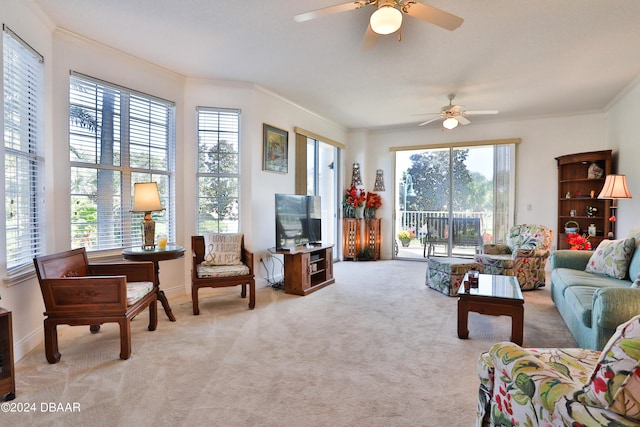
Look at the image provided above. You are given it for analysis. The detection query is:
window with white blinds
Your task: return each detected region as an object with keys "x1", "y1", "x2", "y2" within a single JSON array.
[
  {"x1": 69, "y1": 73, "x2": 175, "y2": 251},
  {"x1": 196, "y1": 108, "x2": 240, "y2": 234},
  {"x1": 3, "y1": 26, "x2": 45, "y2": 275}
]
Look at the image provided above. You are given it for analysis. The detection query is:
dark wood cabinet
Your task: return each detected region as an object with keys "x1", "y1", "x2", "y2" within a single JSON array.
[
  {"x1": 0, "y1": 308, "x2": 16, "y2": 401},
  {"x1": 275, "y1": 245, "x2": 335, "y2": 296},
  {"x1": 555, "y1": 150, "x2": 612, "y2": 249}
]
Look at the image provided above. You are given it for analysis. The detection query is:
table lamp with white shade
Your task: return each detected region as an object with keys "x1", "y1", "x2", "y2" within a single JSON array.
[{"x1": 132, "y1": 182, "x2": 164, "y2": 250}]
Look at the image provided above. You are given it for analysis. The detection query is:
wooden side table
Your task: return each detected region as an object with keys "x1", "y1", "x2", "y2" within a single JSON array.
[
  {"x1": 457, "y1": 273, "x2": 524, "y2": 345},
  {"x1": 0, "y1": 308, "x2": 16, "y2": 401},
  {"x1": 364, "y1": 218, "x2": 381, "y2": 260},
  {"x1": 342, "y1": 218, "x2": 361, "y2": 260},
  {"x1": 122, "y1": 245, "x2": 185, "y2": 322}
]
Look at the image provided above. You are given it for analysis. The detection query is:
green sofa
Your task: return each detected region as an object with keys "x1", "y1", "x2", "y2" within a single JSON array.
[{"x1": 550, "y1": 229, "x2": 640, "y2": 350}]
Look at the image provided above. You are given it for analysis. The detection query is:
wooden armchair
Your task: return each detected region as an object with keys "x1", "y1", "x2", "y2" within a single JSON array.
[
  {"x1": 33, "y1": 248, "x2": 158, "y2": 363},
  {"x1": 191, "y1": 235, "x2": 255, "y2": 315}
]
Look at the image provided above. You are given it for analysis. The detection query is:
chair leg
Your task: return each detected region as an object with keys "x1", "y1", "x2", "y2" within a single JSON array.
[
  {"x1": 43, "y1": 319, "x2": 61, "y2": 364},
  {"x1": 249, "y1": 281, "x2": 255, "y2": 310},
  {"x1": 192, "y1": 285, "x2": 200, "y2": 315},
  {"x1": 241, "y1": 284, "x2": 247, "y2": 298},
  {"x1": 119, "y1": 318, "x2": 132, "y2": 360},
  {"x1": 148, "y1": 297, "x2": 158, "y2": 331}
]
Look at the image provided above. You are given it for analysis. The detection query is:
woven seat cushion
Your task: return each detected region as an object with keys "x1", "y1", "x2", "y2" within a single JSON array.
[
  {"x1": 126, "y1": 281, "x2": 154, "y2": 306},
  {"x1": 197, "y1": 263, "x2": 250, "y2": 278}
]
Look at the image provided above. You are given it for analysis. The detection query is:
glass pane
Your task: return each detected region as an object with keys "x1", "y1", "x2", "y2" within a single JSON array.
[
  {"x1": 396, "y1": 148, "x2": 451, "y2": 258},
  {"x1": 451, "y1": 146, "x2": 493, "y2": 256}
]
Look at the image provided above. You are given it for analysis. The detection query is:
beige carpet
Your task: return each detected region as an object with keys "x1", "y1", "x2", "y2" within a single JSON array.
[{"x1": 7, "y1": 261, "x2": 576, "y2": 427}]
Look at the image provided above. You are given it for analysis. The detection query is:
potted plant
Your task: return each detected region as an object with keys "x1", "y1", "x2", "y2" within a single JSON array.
[{"x1": 397, "y1": 230, "x2": 415, "y2": 247}]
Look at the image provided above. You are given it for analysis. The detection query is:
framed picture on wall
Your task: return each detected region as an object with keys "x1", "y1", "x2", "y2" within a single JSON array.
[{"x1": 263, "y1": 124, "x2": 288, "y2": 173}]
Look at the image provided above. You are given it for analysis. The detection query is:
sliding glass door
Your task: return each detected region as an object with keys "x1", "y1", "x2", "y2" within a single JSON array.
[
  {"x1": 306, "y1": 138, "x2": 339, "y2": 249},
  {"x1": 395, "y1": 143, "x2": 515, "y2": 260}
]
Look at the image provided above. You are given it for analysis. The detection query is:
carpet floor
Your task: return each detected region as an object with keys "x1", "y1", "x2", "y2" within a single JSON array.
[{"x1": 6, "y1": 260, "x2": 576, "y2": 426}]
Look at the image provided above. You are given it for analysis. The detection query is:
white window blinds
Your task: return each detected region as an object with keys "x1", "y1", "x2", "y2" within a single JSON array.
[
  {"x1": 69, "y1": 73, "x2": 176, "y2": 251},
  {"x1": 3, "y1": 26, "x2": 45, "y2": 275},
  {"x1": 196, "y1": 107, "x2": 240, "y2": 234}
]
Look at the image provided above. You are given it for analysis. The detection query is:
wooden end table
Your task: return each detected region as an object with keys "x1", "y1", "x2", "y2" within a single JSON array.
[
  {"x1": 122, "y1": 245, "x2": 185, "y2": 322},
  {"x1": 457, "y1": 273, "x2": 524, "y2": 345}
]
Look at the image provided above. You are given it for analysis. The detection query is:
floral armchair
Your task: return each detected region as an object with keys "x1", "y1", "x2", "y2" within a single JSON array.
[
  {"x1": 477, "y1": 314, "x2": 640, "y2": 427},
  {"x1": 474, "y1": 224, "x2": 553, "y2": 290}
]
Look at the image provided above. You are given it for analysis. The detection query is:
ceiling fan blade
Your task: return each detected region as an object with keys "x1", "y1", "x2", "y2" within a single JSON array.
[
  {"x1": 294, "y1": 1, "x2": 367, "y2": 22},
  {"x1": 449, "y1": 105, "x2": 462, "y2": 113},
  {"x1": 404, "y1": 1, "x2": 464, "y2": 31},
  {"x1": 418, "y1": 116, "x2": 443, "y2": 126},
  {"x1": 457, "y1": 116, "x2": 471, "y2": 125},
  {"x1": 361, "y1": 24, "x2": 379, "y2": 51},
  {"x1": 463, "y1": 109, "x2": 499, "y2": 115}
]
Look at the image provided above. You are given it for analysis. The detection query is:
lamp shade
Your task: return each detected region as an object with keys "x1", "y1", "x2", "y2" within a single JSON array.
[
  {"x1": 370, "y1": 4, "x2": 402, "y2": 35},
  {"x1": 597, "y1": 174, "x2": 632, "y2": 199},
  {"x1": 132, "y1": 182, "x2": 163, "y2": 212},
  {"x1": 442, "y1": 117, "x2": 459, "y2": 130}
]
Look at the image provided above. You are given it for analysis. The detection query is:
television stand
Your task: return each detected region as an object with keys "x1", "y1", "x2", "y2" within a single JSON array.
[{"x1": 270, "y1": 244, "x2": 335, "y2": 296}]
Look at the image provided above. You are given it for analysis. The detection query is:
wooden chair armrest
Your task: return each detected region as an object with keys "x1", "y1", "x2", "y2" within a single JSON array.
[
  {"x1": 40, "y1": 276, "x2": 129, "y2": 313},
  {"x1": 243, "y1": 249, "x2": 254, "y2": 275},
  {"x1": 88, "y1": 262, "x2": 154, "y2": 283}
]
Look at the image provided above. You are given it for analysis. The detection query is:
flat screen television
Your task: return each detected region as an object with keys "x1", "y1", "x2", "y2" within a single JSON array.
[{"x1": 275, "y1": 194, "x2": 321, "y2": 250}]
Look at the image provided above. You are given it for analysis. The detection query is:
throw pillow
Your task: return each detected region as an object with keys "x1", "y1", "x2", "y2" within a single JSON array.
[
  {"x1": 202, "y1": 233, "x2": 243, "y2": 266},
  {"x1": 585, "y1": 238, "x2": 635, "y2": 279},
  {"x1": 579, "y1": 314, "x2": 640, "y2": 420}
]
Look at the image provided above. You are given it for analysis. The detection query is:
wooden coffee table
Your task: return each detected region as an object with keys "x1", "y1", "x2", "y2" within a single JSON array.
[{"x1": 457, "y1": 273, "x2": 524, "y2": 345}]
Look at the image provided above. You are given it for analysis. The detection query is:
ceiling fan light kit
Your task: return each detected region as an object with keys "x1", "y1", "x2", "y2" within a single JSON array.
[
  {"x1": 370, "y1": 2, "x2": 402, "y2": 35},
  {"x1": 294, "y1": 1, "x2": 464, "y2": 51},
  {"x1": 417, "y1": 94, "x2": 499, "y2": 129},
  {"x1": 442, "y1": 117, "x2": 459, "y2": 130}
]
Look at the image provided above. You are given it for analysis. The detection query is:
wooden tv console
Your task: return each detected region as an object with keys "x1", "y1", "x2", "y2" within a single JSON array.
[{"x1": 270, "y1": 244, "x2": 335, "y2": 296}]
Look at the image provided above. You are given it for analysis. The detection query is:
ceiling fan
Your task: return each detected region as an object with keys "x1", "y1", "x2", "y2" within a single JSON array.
[
  {"x1": 417, "y1": 94, "x2": 499, "y2": 129},
  {"x1": 294, "y1": 1, "x2": 463, "y2": 50}
]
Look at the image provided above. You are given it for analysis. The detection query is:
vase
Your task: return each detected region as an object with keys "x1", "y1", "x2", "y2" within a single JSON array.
[
  {"x1": 343, "y1": 205, "x2": 356, "y2": 219},
  {"x1": 400, "y1": 239, "x2": 410, "y2": 247},
  {"x1": 364, "y1": 207, "x2": 376, "y2": 220}
]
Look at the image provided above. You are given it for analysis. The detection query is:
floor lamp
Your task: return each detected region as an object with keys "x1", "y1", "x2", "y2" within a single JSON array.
[{"x1": 597, "y1": 174, "x2": 632, "y2": 239}]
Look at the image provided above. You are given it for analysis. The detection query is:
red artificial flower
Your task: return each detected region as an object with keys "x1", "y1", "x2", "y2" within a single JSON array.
[
  {"x1": 564, "y1": 233, "x2": 592, "y2": 250},
  {"x1": 343, "y1": 186, "x2": 366, "y2": 208},
  {"x1": 365, "y1": 192, "x2": 382, "y2": 209}
]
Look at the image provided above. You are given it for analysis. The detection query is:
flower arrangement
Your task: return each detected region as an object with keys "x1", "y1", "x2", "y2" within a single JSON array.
[
  {"x1": 363, "y1": 192, "x2": 382, "y2": 220},
  {"x1": 343, "y1": 186, "x2": 366, "y2": 218},
  {"x1": 564, "y1": 233, "x2": 592, "y2": 250},
  {"x1": 397, "y1": 230, "x2": 416, "y2": 240}
]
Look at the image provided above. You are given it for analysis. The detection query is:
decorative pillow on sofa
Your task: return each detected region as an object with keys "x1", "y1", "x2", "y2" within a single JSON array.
[
  {"x1": 585, "y1": 238, "x2": 635, "y2": 279},
  {"x1": 202, "y1": 233, "x2": 243, "y2": 266},
  {"x1": 580, "y1": 314, "x2": 640, "y2": 420}
]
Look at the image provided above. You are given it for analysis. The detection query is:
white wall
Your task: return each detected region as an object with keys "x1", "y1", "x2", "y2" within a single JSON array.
[
  {"x1": 345, "y1": 112, "x2": 608, "y2": 256},
  {"x1": 606, "y1": 78, "x2": 640, "y2": 237}
]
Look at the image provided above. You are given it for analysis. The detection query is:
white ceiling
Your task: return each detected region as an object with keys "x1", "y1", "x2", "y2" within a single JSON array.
[{"x1": 33, "y1": 0, "x2": 640, "y2": 130}]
